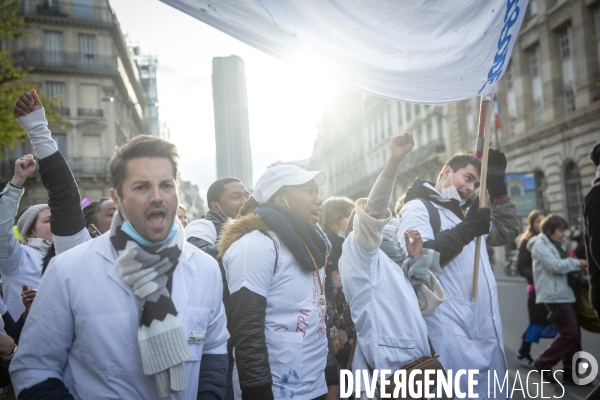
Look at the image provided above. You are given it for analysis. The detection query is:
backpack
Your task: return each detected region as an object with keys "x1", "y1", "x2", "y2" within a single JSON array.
[{"x1": 415, "y1": 198, "x2": 441, "y2": 239}]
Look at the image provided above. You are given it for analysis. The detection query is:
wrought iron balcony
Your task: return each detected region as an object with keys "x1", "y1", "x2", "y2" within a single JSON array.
[
  {"x1": 0, "y1": 157, "x2": 111, "y2": 180},
  {"x1": 21, "y1": 0, "x2": 115, "y2": 23},
  {"x1": 66, "y1": 158, "x2": 111, "y2": 174},
  {"x1": 77, "y1": 108, "x2": 103, "y2": 117},
  {"x1": 57, "y1": 107, "x2": 70, "y2": 116},
  {"x1": 12, "y1": 50, "x2": 117, "y2": 72}
]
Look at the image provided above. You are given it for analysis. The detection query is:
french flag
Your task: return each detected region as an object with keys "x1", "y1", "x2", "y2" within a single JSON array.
[{"x1": 493, "y1": 95, "x2": 501, "y2": 130}]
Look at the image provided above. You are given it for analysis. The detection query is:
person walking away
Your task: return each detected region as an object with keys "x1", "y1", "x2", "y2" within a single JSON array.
[
  {"x1": 530, "y1": 215, "x2": 587, "y2": 385},
  {"x1": 515, "y1": 210, "x2": 556, "y2": 367},
  {"x1": 398, "y1": 149, "x2": 520, "y2": 399}
]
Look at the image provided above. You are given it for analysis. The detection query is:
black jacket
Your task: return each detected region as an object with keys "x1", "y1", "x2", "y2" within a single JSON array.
[{"x1": 584, "y1": 181, "x2": 600, "y2": 317}]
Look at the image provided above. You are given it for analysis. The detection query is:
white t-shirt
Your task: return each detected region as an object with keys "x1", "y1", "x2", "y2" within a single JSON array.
[
  {"x1": 185, "y1": 219, "x2": 217, "y2": 244},
  {"x1": 223, "y1": 229, "x2": 329, "y2": 400}
]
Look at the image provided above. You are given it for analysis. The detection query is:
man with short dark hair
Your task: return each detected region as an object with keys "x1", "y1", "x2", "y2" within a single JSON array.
[
  {"x1": 399, "y1": 149, "x2": 519, "y2": 400},
  {"x1": 185, "y1": 177, "x2": 249, "y2": 400},
  {"x1": 186, "y1": 178, "x2": 249, "y2": 257},
  {"x1": 10, "y1": 135, "x2": 229, "y2": 400}
]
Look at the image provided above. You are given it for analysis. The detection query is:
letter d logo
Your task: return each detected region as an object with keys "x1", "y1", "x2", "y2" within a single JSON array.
[{"x1": 573, "y1": 351, "x2": 598, "y2": 385}]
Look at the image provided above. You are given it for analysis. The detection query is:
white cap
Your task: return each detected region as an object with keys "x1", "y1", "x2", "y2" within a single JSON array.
[{"x1": 254, "y1": 165, "x2": 326, "y2": 204}]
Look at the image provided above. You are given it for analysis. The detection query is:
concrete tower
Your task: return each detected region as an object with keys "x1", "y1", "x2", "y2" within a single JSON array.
[{"x1": 212, "y1": 55, "x2": 253, "y2": 188}]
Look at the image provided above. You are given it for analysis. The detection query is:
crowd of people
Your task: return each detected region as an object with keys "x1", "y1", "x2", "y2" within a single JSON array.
[{"x1": 0, "y1": 89, "x2": 598, "y2": 400}]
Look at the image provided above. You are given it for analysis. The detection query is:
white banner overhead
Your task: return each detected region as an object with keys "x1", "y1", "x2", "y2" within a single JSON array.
[{"x1": 161, "y1": 0, "x2": 528, "y2": 104}]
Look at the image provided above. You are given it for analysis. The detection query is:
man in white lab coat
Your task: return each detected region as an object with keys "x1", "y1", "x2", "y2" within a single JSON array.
[
  {"x1": 10, "y1": 134, "x2": 228, "y2": 400},
  {"x1": 399, "y1": 150, "x2": 519, "y2": 400}
]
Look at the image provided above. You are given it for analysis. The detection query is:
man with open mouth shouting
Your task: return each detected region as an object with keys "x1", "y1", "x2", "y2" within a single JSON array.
[{"x1": 10, "y1": 135, "x2": 229, "y2": 400}]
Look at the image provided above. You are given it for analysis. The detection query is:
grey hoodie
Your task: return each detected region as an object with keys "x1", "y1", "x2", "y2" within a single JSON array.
[{"x1": 528, "y1": 233, "x2": 580, "y2": 304}]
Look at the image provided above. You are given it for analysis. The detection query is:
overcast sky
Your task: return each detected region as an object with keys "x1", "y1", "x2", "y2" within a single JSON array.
[{"x1": 109, "y1": 0, "x2": 338, "y2": 200}]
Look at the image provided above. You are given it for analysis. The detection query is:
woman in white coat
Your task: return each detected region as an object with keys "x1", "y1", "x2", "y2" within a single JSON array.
[
  {"x1": 0, "y1": 155, "x2": 50, "y2": 318},
  {"x1": 340, "y1": 132, "x2": 445, "y2": 399}
]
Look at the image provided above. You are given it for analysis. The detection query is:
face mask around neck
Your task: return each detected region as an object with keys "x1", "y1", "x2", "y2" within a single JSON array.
[
  {"x1": 215, "y1": 203, "x2": 232, "y2": 221},
  {"x1": 441, "y1": 170, "x2": 466, "y2": 205}
]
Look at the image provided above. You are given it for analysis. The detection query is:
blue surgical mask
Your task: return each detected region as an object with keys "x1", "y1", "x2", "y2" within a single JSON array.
[{"x1": 121, "y1": 219, "x2": 178, "y2": 248}]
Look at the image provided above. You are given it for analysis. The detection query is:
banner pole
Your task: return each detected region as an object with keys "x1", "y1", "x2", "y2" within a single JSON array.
[{"x1": 471, "y1": 96, "x2": 493, "y2": 302}]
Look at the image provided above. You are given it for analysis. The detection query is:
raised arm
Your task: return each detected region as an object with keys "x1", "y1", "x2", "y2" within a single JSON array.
[
  {"x1": 0, "y1": 156, "x2": 36, "y2": 269},
  {"x1": 354, "y1": 132, "x2": 414, "y2": 252},
  {"x1": 14, "y1": 91, "x2": 91, "y2": 255}
]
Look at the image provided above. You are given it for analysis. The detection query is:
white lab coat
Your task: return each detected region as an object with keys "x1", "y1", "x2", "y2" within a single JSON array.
[
  {"x1": 223, "y1": 228, "x2": 329, "y2": 400},
  {"x1": 10, "y1": 233, "x2": 229, "y2": 400},
  {"x1": 339, "y1": 199, "x2": 443, "y2": 392},
  {"x1": 400, "y1": 196, "x2": 507, "y2": 400}
]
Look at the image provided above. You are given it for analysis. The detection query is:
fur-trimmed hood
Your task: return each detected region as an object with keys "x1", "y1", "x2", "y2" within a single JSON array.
[{"x1": 217, "y1": 213, "x2": 269, "y2": 259}]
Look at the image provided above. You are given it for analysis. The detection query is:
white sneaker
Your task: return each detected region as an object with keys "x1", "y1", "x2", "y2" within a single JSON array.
[{"x1": 515, "y1": 354, "x2": 535, "y2": 368}]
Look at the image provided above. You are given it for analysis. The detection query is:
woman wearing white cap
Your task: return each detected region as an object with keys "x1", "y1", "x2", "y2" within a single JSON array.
[
  {"x1": 218, "y1": 164, "x2": 338, "y2": 400},
  {"x1": 0, "y1": 155, "x2": 50, "y2": 318}
]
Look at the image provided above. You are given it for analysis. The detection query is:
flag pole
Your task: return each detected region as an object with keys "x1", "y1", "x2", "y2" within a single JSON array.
[{"x1": 471, "y1": 96, "x2": 493, "y2": 302}]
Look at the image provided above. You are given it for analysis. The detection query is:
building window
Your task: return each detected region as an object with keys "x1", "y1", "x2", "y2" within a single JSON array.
[
  {"x1": 415, "y1": 104, "x2": 420, "y2": 116},
  {"x1": 534, "y1": 170, "x2": 548, "y2": 212},
  {"x1": 505, "y1": 62, "x2": 514, "y2": 90},
  {"x1": 405, "y1": 103, "x2": 412, "y2": 121},
  {"x1": 525, "y1": 0, "x2": 538, "y2": 19},
  {"x1": 509, "y1": 116, "x2": 516, "y2": 136},
  {"x1": 45, "y1": 81, "x2": 68, "y2": 115},
  {"x1": 78, "y1": 34, "x2": 96, "y2": 68},
  {"x1": 530, "y1": 45, "x2": 543, "y2": 126},
  {"x1": 564, "y1": 162, "x2": 583, "y2": 225},
  {"x1": 564, "y1": 87, "x2": 575, "y2": 113},
  {"x1": 54, "y1": 133, "x2": 67, "y2": 156},
  {"x1": 397, "y1": 103, "x2": 403, "y2": 127},
  {"x1": 426, "y1": 122, "x2": 432, "y2": 142},
  {"x1": 437, "y1": 116, "x2": 443, "y2": 139},
  {"x1": 534, "y1": 100, "x2": 543, "y2": 126},
  {"x1": 530, "y1": 46, "x2": 540, "y2": 78},
  {"x1": 43, "y1": 31, "x2": 63, "y2": 65},
  {"x1": 560, "y1": 26, "x2": 571, "y2": 60}
]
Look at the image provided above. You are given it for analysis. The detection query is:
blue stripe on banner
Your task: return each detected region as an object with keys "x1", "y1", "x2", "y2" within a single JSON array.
[{"x1": 478, "y1": 0, "x2": 521, "y2": 94}]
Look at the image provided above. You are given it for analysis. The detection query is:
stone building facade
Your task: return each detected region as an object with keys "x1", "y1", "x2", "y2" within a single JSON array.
[{"x1": 0, "y1": 0, "x2": 156, "y2": 207}]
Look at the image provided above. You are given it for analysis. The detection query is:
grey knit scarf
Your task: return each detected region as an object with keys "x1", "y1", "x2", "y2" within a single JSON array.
[{"x1": 109, "y1": 211, "x2": 191, "y2": 397}]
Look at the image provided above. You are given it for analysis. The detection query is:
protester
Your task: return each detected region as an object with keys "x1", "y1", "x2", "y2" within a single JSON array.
[
  {"x1": 219, "y1": 164, "x2": 338, "y2": 400},
  {"x1": 398, "y1": 150, "x2": 519, "y2": 399},
  {"x1": 84, "y1": 198, "x2": 117, "y2": 238},
  {"x1": 0, "y1": 155, "x2": 48, "y2": 318},
  {"x1": 340, "y1": 132, "x2": 445, "y2": 400},
  {"x1": 515, "y1": 209, "x2": 555, "y2": 367},
  {"x1": 10, "y1": 134, "x2": 229, "y2": 399},
  {"x1": 584, "y1": 142, "x2": 600, "y2": 318},
  {"x1": 582, "y1": 142, "x2": 600, "y2": 400},
  {"x1": 530, "y1": 214, "x2": 587, "y2": 384},
  {"x1": 319, "y1": 196, "x2": 355, "y2": 399},
  {"x1": 0, "y1": 322, "x2": 17, "y2": 394},
  {"x1": 186, "y1": 177, "x2": 249, "y2": 257},
  {"x1": 177, "y1": 204, "x2": 189, "y2": 228},
  {"x1": 186, "y1": 177, "x2": 249, "y2": 400}
]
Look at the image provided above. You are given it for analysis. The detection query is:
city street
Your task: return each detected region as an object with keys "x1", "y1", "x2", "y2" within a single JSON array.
[{"x1": 495, "y1": 268, "x2": 600, "y2": 400}]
